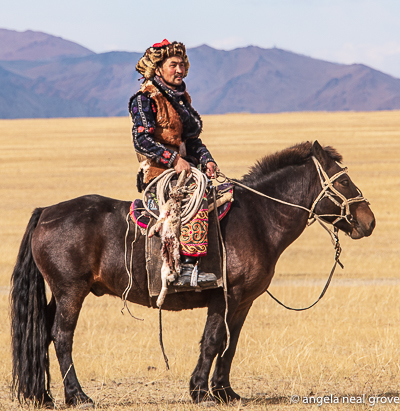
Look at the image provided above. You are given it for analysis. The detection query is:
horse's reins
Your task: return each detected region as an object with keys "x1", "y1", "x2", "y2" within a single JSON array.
[
  {"x1": 217, "y1": 156, "x2": 368, "y2": 311},
  {"x1": 123, "y1": 156, "x2": 367, "y2": 368}
]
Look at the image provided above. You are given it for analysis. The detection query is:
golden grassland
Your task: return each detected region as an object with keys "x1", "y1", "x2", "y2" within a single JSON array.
[{"x1": 0, "y1": 111, "x2": 399, "y2": 410}]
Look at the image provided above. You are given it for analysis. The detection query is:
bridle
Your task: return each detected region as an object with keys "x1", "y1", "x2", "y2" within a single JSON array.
[
  {"x1": 309, "y1": 156, "x2": 368, "y2": 226},
  {"x1": 218, "y1": 156, "x2": 368, "y2": 233},
  {"x1": 216, "y1": 155, "x2": 369, "y2": 312}
]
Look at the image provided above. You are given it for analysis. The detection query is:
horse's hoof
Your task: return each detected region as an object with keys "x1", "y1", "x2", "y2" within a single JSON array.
[
  {"x1": 190, "y1": 387, "x2": 214, "y2": 404},
  {"x1": 66, "y1": 394, "x2": 94, "y2": 408},
  {"x1": 42, "y1": 401, "x2": 56, "y2": 409},
  {"x1": 212, "y1": 386, "x2": 241, "y2": 403}
]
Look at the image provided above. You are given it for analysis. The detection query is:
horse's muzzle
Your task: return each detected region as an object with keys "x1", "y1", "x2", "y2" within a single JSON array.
[{"x1": 350, "y1": 203, "x2": 376, "y2": 239}]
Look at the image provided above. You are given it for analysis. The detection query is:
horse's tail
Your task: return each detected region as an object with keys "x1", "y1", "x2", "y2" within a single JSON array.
[{"x1": 10, "y1": 207, "x2": 51, "y2": 405}]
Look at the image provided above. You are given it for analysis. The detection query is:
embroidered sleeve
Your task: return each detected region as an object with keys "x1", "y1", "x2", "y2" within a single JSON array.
[
  {"x1": 186, "y1": 137, "x2": 216, "y2": 167},
  {"x1": 130, "y1": 93, "x2": 177, "y2": 168}
]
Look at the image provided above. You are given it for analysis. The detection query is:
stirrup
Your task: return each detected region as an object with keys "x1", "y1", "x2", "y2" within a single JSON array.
[{"x1": 172, "y1": 263, "x2": 217, "y2": 287}]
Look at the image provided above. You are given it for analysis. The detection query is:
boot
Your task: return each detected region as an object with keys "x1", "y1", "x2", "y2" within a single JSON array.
[{"x1": 173, "y1": 256, "x2": 217, "y2": 287}]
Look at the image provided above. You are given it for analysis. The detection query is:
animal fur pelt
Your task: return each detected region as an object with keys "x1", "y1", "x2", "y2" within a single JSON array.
[{"x1": 148, "y1": 172, "x2": 186, "y2": 307}]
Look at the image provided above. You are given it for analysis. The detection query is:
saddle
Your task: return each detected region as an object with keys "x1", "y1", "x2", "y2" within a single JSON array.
[
  {"x1": 130, "y1": 182, "x2": 233, "y2": 229},
  {"x1": 129, "y1": 183, "x2": 233, "y2": 298}
]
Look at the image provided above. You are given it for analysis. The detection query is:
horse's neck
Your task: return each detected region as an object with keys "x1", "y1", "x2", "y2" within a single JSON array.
[
  {"x1": 253, "y1": 162, "x2": 314, "y2": 207},
  {"x1": 246, "y1": 162, "x2": 317, "y2": 253}
]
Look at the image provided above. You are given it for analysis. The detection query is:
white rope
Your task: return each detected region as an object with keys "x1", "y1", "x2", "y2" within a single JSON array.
[
  {"x1": 122, "y1": 213, "x2": 135, "y2": 304},
  {"x1": 219, "y1": 156, "x2": 367, "y2": 231},
  {"x1": 225, "y1": 175, "x2": 341, "y2": 244},
  {"x1": 62, "y1": 363, "x2": 74, "y2": 383},
  {"x1": 227, "y1": 178, "x2": 311, "y2": 213},
  {"x1": 121, "y1": 213, "x2": 144, "y2": 320},
  {"x1": 142, "y1": 167, "x2": 208, "y2": 225},
  {"x1": 310, "y1": 157, "x2": 366, "y2": 225}
]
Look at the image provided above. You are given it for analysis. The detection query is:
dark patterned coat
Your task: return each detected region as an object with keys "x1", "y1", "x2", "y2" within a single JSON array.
[{"x1": 129, "y1": 78, "x2": 215, "y2": 191}]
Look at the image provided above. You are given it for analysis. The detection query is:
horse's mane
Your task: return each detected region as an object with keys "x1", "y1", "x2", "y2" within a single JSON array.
[{"x1": 241, "y1": 141, "x2": 343, "y2": 185}]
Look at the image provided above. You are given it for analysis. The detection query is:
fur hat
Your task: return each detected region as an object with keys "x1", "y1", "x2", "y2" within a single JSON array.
[{"x1": 136, "y1": 39, "x2": 190, "y2": 80}]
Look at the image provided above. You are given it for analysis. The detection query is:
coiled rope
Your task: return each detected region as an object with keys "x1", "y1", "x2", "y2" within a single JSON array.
[{"x1": 142, "y1": 167, "x2": 208, "y2": 225}]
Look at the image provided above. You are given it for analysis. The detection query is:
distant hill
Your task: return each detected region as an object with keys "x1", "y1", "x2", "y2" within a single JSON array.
[
  {"x1": 0, "y1": 29, "x2": 94, "y2": 61},
  {"x1": 187, "y1": 45, "x2": 400, "y2": 113},
  {"x1": 0, "y1": 66, "x2": 103, "y2": 118},
  {"x1": 1, "y1": 29, "x2": 400, "y2": 119}
]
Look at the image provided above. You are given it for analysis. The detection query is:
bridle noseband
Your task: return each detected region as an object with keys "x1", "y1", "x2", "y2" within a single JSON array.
[
  {"x1": 309, "y1": 156, "x2": 368, "y2": 227},
  {"x1": 217, "y1": 156, "x2": 368, "y2": 230}
]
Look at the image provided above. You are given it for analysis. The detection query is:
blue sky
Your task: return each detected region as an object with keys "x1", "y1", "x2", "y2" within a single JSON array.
[{"x1": 2, "y1": 0, "x2": 400, "y2": 78}]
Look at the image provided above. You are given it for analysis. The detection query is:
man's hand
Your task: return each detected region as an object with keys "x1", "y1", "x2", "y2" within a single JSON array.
[
  {"x1": 206, "y1": 162, "x2": 218, "y2": 179},
  {"x1": 173, "y1": 155, "x2": 192, "y2": 176}
]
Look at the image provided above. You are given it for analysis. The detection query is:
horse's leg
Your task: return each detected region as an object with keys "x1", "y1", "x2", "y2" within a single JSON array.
[
  {"x1": 189, "y1": 291, "x2": 240, "y2": 403},
  {"x1": 51, "y1": 289, "x2": 92, "y2": 406},
  {"x1": 210, "y1": 303, "x2": 252, "y2": 403}
]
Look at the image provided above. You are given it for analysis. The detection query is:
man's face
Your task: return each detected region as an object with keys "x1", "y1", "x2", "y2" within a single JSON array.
[{"x1": 157, "y1": 56, "x2": 185, "y2": 89}]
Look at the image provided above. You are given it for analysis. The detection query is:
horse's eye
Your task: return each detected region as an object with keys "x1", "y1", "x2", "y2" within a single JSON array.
[{"x1": 340, "y1": 179, "x2": 349, "y2": 187}]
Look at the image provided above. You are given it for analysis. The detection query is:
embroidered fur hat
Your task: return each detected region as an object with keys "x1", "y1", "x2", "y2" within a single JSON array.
[{"x1": 136, "y1": 39, "x2": 190, "y2": 80}]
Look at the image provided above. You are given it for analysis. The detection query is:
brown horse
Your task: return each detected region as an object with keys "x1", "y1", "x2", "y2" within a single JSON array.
[{"x1": 11, "y1": 141, "x2": 375, "y2": 407}]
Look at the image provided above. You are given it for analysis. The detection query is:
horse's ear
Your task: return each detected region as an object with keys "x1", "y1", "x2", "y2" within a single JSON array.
[{"x1": 312, "y1": 140, "x2": 329, "y2": 168}]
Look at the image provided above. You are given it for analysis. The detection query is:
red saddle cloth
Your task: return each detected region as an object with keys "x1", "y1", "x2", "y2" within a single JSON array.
[
  {"x1": 137, "y1": 183, "x2": 233, "y2": 300},
  {"x1": 129, "y1": 182, "x2": 233, "y2": 230}
]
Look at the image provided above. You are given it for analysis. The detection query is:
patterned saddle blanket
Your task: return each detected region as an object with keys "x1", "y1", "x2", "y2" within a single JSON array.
[
  {"x1": 129, "y1": 183, "x2": 234, "y2": 300},
  {"x1": 129, "y1": 182, "x2": 233, "y2": 230}
]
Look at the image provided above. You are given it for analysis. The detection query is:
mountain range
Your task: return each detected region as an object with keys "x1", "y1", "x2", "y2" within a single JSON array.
[{"x1": 1, "y1": 28, "x2": 400, "y2": 119}]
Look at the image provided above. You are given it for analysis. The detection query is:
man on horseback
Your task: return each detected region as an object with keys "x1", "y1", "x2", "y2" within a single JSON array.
[{"x1": 129, "y1": 39, "x2": 218, "y2": 287}]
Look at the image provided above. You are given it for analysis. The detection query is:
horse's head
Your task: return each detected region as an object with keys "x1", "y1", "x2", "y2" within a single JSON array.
[{"x1": 311, "y1": 141, "x2": 375, "y2": 239}]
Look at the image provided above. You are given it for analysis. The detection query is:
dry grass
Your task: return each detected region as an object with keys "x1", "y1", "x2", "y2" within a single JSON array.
[{"x1": 0, "y1": 111, "x2": 400, "y2": 410}]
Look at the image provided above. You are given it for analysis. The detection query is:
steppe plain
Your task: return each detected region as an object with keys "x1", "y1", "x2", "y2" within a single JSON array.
[{"x1": 0, "y1": 111, "x2": 399, "y2": 410}]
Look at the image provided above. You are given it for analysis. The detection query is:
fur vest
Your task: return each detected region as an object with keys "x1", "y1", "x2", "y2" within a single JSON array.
[{"x1": 136, "y1": 80, "x2": 194, "y2": 184}]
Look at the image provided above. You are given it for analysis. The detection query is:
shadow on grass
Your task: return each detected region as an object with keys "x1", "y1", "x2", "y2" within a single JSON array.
[
  {"x1": 95, "y1": 396, "x2": 290, "y2": 408},
  {"x1": 240, "y1": 395, "x2": 290, "y2": 406}
]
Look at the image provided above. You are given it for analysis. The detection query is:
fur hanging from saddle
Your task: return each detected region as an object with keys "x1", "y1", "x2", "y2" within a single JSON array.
[{"x1": 148, "y1": 171, "x2": 187, "y2": 308}]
